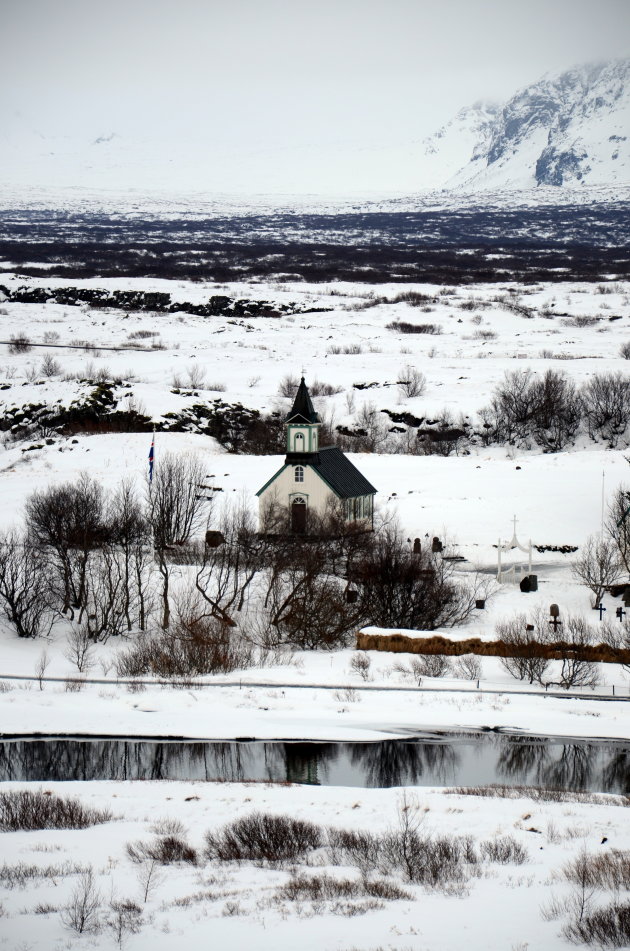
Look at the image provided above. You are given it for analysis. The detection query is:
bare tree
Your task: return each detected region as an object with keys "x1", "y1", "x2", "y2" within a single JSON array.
[
  {"x1": 25, "y1": 473, "x2": 109, "y2": 616},
  {"x1": 147, "y1": 451, "x2": 207, "y2": 628},
  {"x1": 0, "y1": 530, "x2": 55, "y2": 638},
  {"x1": 606, "y1": 485, "x2": 630, "y2": 576},
  {"x1": 572, "y1": 535, "x2": 621, "y2": 607},
  {"x1": 497, "y1": 613, "x2": 550, "y2": 685},
  {"x1": 582, "y1": 372, "x2": 630, "y2": 447},
  {"x1": 397, "y1": 365, "x2": 426, "y2": 399},
  {"x1": 62, "y1": 867, "x2": 101, "y2": 934},
  {"x1": 65, "y1": 625, "x2": 96, "y2": 674},
  {"x1": 107, "y1": 899, "x2": 142, "y2": 947},
  {"x1": 109, "y1": 480, "x2": 153, "y2": 632},
  {"x1": 35, "y1": 650, "x2": 49, "y2": 689},
  {"x1": 147, "y1": 451, "x2": 207, "y2": 547},
  {"x1": 554, "y1": 616, "x2": 600, "y2": 690},
  {"x1": 353, "y1": 524, "x2": 493, "y2": 631}
]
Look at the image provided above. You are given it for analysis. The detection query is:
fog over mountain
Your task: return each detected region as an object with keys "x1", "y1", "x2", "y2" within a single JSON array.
[
  {"x1": 431, "y1": 60, "x2": 630, "y2": 192},
  {"x1": 1, "y1": 59, "x2": 628, "y2": 200}
]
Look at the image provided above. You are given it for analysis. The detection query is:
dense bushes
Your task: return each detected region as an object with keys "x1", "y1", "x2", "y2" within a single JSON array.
[
  {"x1": 0, "y1": 789, "x2": 112, "y2": 831},
  {"x1": 205, "y1": 813, "x2": 322, "y2": 864},
  {"x1": 482, "y1": 369, "x2": 630, "y2": 451}
]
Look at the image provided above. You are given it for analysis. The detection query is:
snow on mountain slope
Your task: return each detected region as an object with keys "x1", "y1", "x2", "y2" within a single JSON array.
[{"x1": 448, "y1": 60, "x2": 630, "y2": 192}]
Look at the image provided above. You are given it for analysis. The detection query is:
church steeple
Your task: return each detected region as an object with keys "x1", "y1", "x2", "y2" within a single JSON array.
[
  {"x1": 285, "y1": 377, "x2": 320, "y2": 459},
  {"x1": 285, "y1": 377, "x2": 320, "y2": 425}
]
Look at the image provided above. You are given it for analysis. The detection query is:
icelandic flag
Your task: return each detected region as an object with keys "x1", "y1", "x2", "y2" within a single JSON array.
[{"x1": 148, "y1": 433, "x2": 155, "y2": 483}]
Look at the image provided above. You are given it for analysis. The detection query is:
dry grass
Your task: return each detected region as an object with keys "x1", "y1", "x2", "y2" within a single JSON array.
[{"x1": 356, "y1": 631, "x2": 630, "y2": 666}]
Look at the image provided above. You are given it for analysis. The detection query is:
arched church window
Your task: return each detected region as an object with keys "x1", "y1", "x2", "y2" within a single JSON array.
[
  {"x1": 295, "y1": 432, "x2": 304, "y2": 448},
  {"x1": 294, "y1": 465, "x2": 304, "y2": 483}
]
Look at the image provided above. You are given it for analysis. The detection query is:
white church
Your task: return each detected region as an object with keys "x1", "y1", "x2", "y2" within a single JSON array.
[{"x1": 256, "y1": 377, "x2": 377, "y2": 533}]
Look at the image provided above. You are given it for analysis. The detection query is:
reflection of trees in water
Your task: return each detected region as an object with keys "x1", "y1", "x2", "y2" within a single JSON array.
[
  {"x1": 541, "y1": 744, "x2": 594, "y2": 792},
  {"x1": 350, "y1": 741, "x2": 459, "y2": 788},
  {"x1": 0, "y1": 740, "x2": 336, "y2": 784},
  {"x1": 496, "y1": 737, "x2": 552, "y2": 784},
  {"x1": 496, "y1": 737, "x2": 603, "y2": 792},
  {"x1": 1, "y1": 737, "x2": 628, "y2": 792},
  {"x1": 601, "y1": 748, "x2": 630, "y2": 794}
]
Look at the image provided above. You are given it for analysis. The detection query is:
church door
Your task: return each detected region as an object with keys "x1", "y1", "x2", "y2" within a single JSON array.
[{"x1": 291, "y1": 498, "x2": 307, "y2": 534}]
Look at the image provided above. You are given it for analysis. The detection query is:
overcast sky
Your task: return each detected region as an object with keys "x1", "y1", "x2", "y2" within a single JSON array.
[{"x1": 2, "y1": 0, "x2": 629, "y2": 193}]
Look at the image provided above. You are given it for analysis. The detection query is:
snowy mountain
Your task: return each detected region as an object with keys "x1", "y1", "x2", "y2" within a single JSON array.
[
  {"x1": 1, "y1": 61, "x2": 628, "y2": 202},
  {"x1": 444, "y1": 60, "x2": 630, "y2": 192}
]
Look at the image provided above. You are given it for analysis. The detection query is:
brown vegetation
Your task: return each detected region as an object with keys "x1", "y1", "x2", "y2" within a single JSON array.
[{"x1": 355, "y1": 631, "x2": 630, "y2": 666}]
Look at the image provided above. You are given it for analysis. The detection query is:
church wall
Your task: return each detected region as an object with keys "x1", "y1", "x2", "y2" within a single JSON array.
[{"x1": 258, "y1": 464, "x2": 335, "y2": 524}]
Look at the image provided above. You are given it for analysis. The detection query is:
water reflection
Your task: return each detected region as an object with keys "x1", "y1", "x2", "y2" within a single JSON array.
[
  {"x1": 0, "y1": 735, "x2": 629, "y2": 793},
  {"x1": 350, "y1": 740, "x2": 459, "y2": 787}
]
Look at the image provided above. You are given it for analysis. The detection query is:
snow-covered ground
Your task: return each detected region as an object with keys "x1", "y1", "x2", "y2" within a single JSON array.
[
  {"x1": 2, "y1": 273, "x2": 630, "y2": 949},
  {"x1": 1, "y1": 779, "x2": 630, "y2": 951}
]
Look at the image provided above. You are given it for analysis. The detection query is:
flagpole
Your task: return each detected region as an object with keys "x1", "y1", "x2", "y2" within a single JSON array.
[{"x1": 148, "y1": 428, "x2": 155, "y2": 492}]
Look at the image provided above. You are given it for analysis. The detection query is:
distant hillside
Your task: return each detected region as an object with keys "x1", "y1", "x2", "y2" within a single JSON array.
[{"x1": 425, "y1": 60, "x2": 630, "y2": 192}]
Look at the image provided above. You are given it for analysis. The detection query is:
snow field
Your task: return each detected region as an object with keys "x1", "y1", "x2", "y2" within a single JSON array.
[{"x1": 1, "y1": 779, "x2": 629, "y2": 951}]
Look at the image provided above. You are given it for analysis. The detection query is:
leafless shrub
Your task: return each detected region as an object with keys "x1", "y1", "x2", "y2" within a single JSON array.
[
  {"x1": 33, "y1": 902, "x2": 57, "y2": 913},
  {"x1": 572, "y1": 535, "x2": 622, "y2": 607},
  {"x1": 150, "y1": 817, "x2": 187, "y2": 837},
  {"x1": 42, "y1": 330, "x2": 60, "y2": 344},
  {"x1": 40, "y1": 353, "x2": 61, "y2": 376},
  {"x1": 327, "y1": 828, "x2": 384, "y2": 876},
  {"x1": 620, "y1": 341, "x2": 630, "y2": 360},
  {"x1": 350, "y1": 652, "x2": 371, "y2": 681},
  {"x1": 0, "y1": 860, "x2": 85, "y2": 889},
  {"x1": 562, "y1": 899, "x2": 630, "y2": 946},
  {"x1": 333, "y1": 343, "x2": 364, "y2": 354},
  {"x1": 106, "y1": 898, "x2": 143, "y2": 947},
  {"x1": 278, "y1": 873, "x2": 412, "y2": 902},
  {"x1": 115, "y1": 613, "x2": 251, "y2": 678},
  {"x1": 562, "y1": 850, "x2": 630, "y2": 892},
  {"x1": 480, "y1": 835, "x2": 528, "y2": 865},
  {"x1": 387, "y1": 320, "x2": 442, "y2": 335},
  {"x1": 205, "y1": 812, "x2": 322, "y2": 865},
  {"x1": 561, "y1": 315, "x2": 599, "y2": 328},
  {"x1": 454, "y1": 653, "x2": 482, "y2": 680},
  {"x1": 497, "y1": 614, "x2": 550, "y2": 685},
  {"x1": 186, "y1": 363, "x2": 206, "y2": 389},
  {"x1": 64, "y1": 677, "x2": 84, "y2": 692},
  {"x1": 413, "y1": 654, "x2": 453, "y2": 678},
  {"x1": 62, "y1": 867, "x2": 102, "y2": 934},
  {"x1": 65, "y1": 625, "x2": 97, "y2": 674},
  {"x1": 445, "y1": 784, "x2": 630, "y2": 806},
  {"x1": 309, "y1": 379, "x2": 343, "y2": 396},
  {"x1": 0, "y1": 789, "x2": 112, "y2": 831},
  {"x1": 278, "y1": 373, "x2": 300, "y2": 397},
  {"x1": 0, "y1": 530, "x2": 55, "y2": 638},
  {"x1": 35, "y1": 650, "x2": 49, "y2": 690},
  {"x1": 126, "y1": 835, "x2": 197, "y2": 865},
  {"x1": 582, "y1": 373, "x2": 630, "y2": 446},
  {"x1": 8, "y1": 333, "x2": 31, "y2": 353},
  {"x1": 136, "y1": 858, "x2": 164, "y2": 904},
  {"x1": 397, "y1": 365, "x2": 426, "y2": 399},
  {"x1": 554, "y1": 616, "x2": 601, "y2": 690}
]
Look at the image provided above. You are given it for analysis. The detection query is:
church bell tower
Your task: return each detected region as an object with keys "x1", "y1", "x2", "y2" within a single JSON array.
[{"x1": 284, "y1": 377, "x2": 320, "y2": 463}]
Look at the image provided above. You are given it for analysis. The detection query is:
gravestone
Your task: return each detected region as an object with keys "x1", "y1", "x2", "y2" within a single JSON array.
[
  {"x1": 413, "y1": 538, "x2": 421, "y2": 555},
  {"x1": 431, "y1": 536, "x2": 443, "y2": 553},
  {"x1": 519, "y1": 577, "x2": 531, "y2": 593}
]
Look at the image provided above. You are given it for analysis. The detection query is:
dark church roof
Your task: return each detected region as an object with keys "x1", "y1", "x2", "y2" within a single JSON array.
[
  {"x1": 285, "y1": 377, "x2": 320, "y2": 424},
  {"x1": 311, "y1": 446, "x2": 376, "y2": 499}
]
